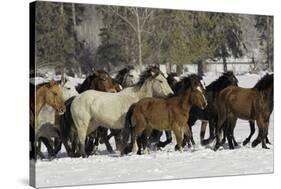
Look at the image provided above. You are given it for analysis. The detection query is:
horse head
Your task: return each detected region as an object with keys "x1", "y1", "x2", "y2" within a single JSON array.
[
  {"x1": 177, "y1": 75, "x2": 208, "y2": 109},
  {"x1": 45, "y1": 80, "x2": 66, "y2": 114},
  {"x1": 137, "y1": 66, "x2": 174, "y2": 98},
  {"x1": 222, "y1": 71, "x2": 238, "y2": 86},
  {"x1": 92, "y1": 70, "x2": 117, "y2": 93},
  {"x1": 60, "y1": 79, "x2": 79, "y2": 102},
  {"x1": 122, "y1": 68, "x2": 140, "y2": 87}
]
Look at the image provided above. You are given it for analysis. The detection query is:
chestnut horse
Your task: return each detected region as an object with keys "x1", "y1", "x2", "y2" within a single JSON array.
[
  {"x1": 214, "y1": 73, "x2": 273, "y2": 150},
  {"x1": 128, "y1": 75, "x2": 208, "y2": 154}
]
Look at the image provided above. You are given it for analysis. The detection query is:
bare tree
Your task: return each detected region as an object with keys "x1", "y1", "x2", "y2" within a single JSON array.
[{"x1": 107, "y1": 7, "x2": 154, "y2": 67}]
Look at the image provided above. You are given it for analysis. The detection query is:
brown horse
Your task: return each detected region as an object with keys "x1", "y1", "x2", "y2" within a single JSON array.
[
  {"x1": 214, "y1": 73, "x2": 273, "y2": 150},
  {"x1": 128, "y1": 75, "x2": 208, "y2": 154}
]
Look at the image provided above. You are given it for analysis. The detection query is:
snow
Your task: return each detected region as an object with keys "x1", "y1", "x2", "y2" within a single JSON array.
[{"x1": 34, "y1": 73, "x2": 273, "y2": 188}]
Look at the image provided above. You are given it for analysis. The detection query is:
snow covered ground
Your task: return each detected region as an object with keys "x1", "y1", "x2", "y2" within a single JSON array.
[{"x1": 34, "y1": 73, "x2": 274, "y2": 188}]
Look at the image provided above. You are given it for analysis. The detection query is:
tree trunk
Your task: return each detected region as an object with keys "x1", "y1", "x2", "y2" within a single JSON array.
[
  {"x1": 197, "y1": 60, "x2": 204, "y2": 76},
  {"x1": 72, "y1": 4, "x2": 76, "y2": 29},
  {"x1": 176, "y1": 64, "x2": 183, "y2": 75},
  {"x1": 222, "y1": 56, "x2": 227, "y2": 72},
  {"x1": 136, "y1": 9, "x2": 143, "y2": 67}
]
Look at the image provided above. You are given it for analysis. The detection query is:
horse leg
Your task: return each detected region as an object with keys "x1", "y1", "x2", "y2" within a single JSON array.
[
  {"x1": 230, "y1": 117, "x2": 238, "y2": 147},
  {"x1": 189, "y1": 126, "x2": 195, "y2": 146},
  {"x1": 174, "y1": 125, "x2": 184, "y2": 152},
  {"x1": 158, "y1": 131, "x2": 172, "y2": 148},
  {"x1": 143, "y1": 129, "x2": 152, "y2": 155},
  {"x1": 131, "y1": 126, "x2": 145, "y2": 154},
  {"x1": 261, "y1": 128, "x2": 270, "y2": 149},
  {"x1": 76, "y1": 127, "x2": 88, "y2": 158},
  {"x1": 243, "y1": 121, "x2": 255, "y2": 146},
  {"x1": 104, "y1": 133, "x2": 114, "y2": 154},
  {"x1": 252, "y1": 117, "x2": 265, "y2": 148},
  {"x1": 54, "y1": 138, "x2": 62, "y2": 155},
  {"x1": 41, "y1": 137, "x2": 55, "y2": 159},
  {"x1": 200, "y1": 120, "x2": 208, "y2": 145},
  {"x1": 225, "y1": 125, "x2": 234, "y2": 150},
  {"x1": 36, "y1": 138, "x2": 45, "y2": 160},
  {"x1": 214, "y1": 114, "x2": 226, "y2": 151}
]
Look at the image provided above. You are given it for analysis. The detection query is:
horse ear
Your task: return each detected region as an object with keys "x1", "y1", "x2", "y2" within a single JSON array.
[
  {"x1": 49, "y1": 80, "x2": 57, "y2": 87},
  {"x1": 93, "y1": 70, "x2": 100, "y2": 77}
]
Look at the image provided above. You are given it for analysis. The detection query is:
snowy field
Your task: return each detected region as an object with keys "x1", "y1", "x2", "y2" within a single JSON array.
[{"x1": 34, "y1": 73, "x2": 274, "y2": 188}]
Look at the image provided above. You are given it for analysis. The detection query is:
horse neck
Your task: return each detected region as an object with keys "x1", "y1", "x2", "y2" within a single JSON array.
[
  {"x1": 260, "y1": 87, "x2": 273, "y2": 112},
  {"x1": 178, "y1": 89, "x2": 192, "y2": 113},
  {"x1": 35, "y1": 87, "x2": 47, "y2": 117},
  {"x1": 119, "y1": 86, "x2": 149, "y2": 100}
]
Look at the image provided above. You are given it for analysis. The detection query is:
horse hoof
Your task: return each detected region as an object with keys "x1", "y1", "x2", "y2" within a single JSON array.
[
  {"x1": 251, "y1": 140, "x2": 260, "y2": 148},
  {"x1": 243, "y1": 139, "x2": 250, "y2": 146}
]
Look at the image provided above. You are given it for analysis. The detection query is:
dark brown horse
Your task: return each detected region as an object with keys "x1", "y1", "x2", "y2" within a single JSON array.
[
  {"x1": 214, "y1": 73, "x2": 273, "y2": 150},
  {"x1": 127, "y1": 75, "x2": 208, "y2": 154},
  {"x1": 76, "y1": 70, "x2": 117, "y2": 93}
]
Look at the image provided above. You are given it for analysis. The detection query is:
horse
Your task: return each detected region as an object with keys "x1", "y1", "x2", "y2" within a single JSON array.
[
  {"x1": 126, "y1": 74, "x2": 208, "y2": 154},
  {"x1": 138, "y1": 72, "x2": 240, "y2": 151},
  {"x1": 55, "y1": 71, "x2": 119, "y2": 157},
  {"x1": 30, "y1": 80, "x2": 66, "y2": 159},
  {"x1": 35, "y1": 122, "x2": 61, "y2": 160},
  {"x1": 146, "y1": 74, "x2": 204, "y2": 150},
  {"x1": 194, "y1": 71, "x2": 239, "y2": 146},
  {"x1": 71, "y1": 66, "x2": 174, "y2": 157},
  {"x1": 214, "y1": 73, "x2": 273, "y2": 150},
  {"x1": 34, "y1": 79, "x2": 78, "y2": 160}
]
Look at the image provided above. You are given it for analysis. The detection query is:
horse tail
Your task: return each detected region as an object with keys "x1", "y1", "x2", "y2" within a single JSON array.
[{"x1": 122, "y1": 103, "x2": 136, "y2": 145}]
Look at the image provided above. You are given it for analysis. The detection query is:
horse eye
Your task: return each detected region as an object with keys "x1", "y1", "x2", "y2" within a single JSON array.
[
  {"x1": 66, "y1": 87, "x2": 71, "y2": 90},
  {"x1": 129, "y1": 74, "x2": 133, "y2": 77},
  {"x1": 52, "y1": 92, "x2": 57, "y2": 96}
]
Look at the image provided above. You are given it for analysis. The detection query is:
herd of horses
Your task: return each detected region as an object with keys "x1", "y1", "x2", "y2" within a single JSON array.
[{"x1": 30, "y1": 65, "x2": 274, "y2": 160}]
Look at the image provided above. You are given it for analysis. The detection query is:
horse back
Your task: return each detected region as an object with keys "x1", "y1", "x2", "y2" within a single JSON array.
[{"x1": 219, "y1": 86, "x2": 258, "y2": 120}]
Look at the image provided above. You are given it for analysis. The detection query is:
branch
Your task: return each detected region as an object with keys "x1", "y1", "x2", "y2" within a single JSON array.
[{"x1": 109, "y1": 7, "x2": 137, "y2": 33}]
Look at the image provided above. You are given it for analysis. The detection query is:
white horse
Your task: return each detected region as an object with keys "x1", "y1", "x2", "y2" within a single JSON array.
[{"x1": 71, "y1": 70, "x2": 174, "y2": 157}]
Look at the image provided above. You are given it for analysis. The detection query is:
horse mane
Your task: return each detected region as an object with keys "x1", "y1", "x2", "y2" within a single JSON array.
[
  {"x1": 114, "y1": 66, "x2": 134, "y2": 84},
  {"x1": 174, "y1": 74, "x2": 200, "y2": 95},
  {"x1": 253, "y1": 74, "x2": 273, "y2": 91},
  {"x1": 134, "y1": 66, "x2": 163, "y2": 88},
  {"x1": 206, "y1": 71, "x2": 237, "y2": 93}
]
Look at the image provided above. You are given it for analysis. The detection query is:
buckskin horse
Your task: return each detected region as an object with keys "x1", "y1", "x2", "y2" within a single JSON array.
[{"x1": 30, "y1": 80, "x2": 66, "y2": 159}]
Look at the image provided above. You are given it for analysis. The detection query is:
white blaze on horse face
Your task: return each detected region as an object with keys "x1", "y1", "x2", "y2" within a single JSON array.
[
  {"x1": 197, "y1": 86, "x2": 207, "y2": 107},
  {"x1": 196, "y1": 86, "x2": 202, "y2": 92},
  {"x1": 174, "y1": 76, "x2": 180, "y2": 82},
  {"x1": 200, "y1": 80, "x2": 206, "y2": 89}
]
